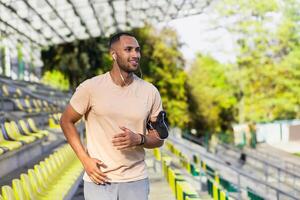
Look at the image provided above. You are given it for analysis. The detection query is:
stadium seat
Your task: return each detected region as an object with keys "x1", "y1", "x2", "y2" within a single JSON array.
[
  {"x1": 20, "y1": 174, "x2": 36, "y2": 199},
  {"x1": 1, "y1": 143, "x2": 83, "y2": 199},
  {"x1": 15, "y1": 120, "x2": 44, "y2": 139},
  {"x1": 11, "y1": 99, "x2": 24, "y2": 112},
  {"x1": 0, "y1": 127, "x2": 22, "y2": 151},
  {"x1": 1, "y1": 185, "x2": 15, "y2": 200},
  {"x1": 4, "y1": 122, "x2": 36, "y2": 144},
  {"x1": 31, "y1": 99, "x2": 41, "y2": 112},
  {"x1": 42, "y1": 101, "x2": 50, "y2": 112},
  {"x1": 49, "y1": 115, "x2": 61, "y2": 129},
  {"x1": 27, "y1": 119, "x2": 49, "y2": 136},
  {"x1": 11, "y1": 179, "x2": 27, "y2": 200},
  {"x1": 27, "y1": 169, "x2": 44, "y2": 196},
  {"x1": 24, "y1": 99, "x2": 33, "y2": 113}
]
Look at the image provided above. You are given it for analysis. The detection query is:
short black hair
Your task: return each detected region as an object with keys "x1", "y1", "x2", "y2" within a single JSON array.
[{"x1": 108, "y1": 32, "x2": 135, "y2": 49}]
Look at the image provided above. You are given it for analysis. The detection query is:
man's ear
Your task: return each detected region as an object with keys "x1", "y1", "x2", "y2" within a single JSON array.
[{"x1": 110, "y1": 51, "x2": 116, "y2": 60}]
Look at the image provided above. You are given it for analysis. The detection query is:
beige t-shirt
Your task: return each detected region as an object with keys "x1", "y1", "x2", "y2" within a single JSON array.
[{"x1": 70, "y1": 71, "x2": 162, "y2": 182}]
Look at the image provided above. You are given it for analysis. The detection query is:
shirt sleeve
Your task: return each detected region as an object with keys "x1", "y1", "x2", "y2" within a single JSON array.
[
  {"x1": 69, "y1": 80, "x2": 91, "y2": 115},
  {"x1": 149, "y1": 86, "x2": 163, "y2": 121}
]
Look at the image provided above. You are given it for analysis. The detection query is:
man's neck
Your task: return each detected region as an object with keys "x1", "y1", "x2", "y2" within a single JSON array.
[{"x1": 110, "y1": 66, "x2": 134, "y2": 87}]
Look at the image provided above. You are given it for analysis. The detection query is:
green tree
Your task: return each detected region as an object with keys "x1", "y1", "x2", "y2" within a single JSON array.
[
  {"x1": 42, "y1": 37, "x2": 110, "y2": 89},
  {"x1": 132, "y1": 25, "x2": 189, "y2": 128},
  {"x1": 214, "y1": 0, "x2": 300, "y2": 123},
  {"x1": 188, "y1": 54, "x2": 237, "y2": 133}
]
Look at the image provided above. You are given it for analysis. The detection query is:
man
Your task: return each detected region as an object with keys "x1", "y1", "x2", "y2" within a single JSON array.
[{"x1": 60, "y1": 32, "x2": 165, "y2": 200}]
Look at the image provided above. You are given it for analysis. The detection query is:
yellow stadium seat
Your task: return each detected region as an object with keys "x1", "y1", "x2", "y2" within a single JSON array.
[
  {"x1": 24, "y1": 99, "x2": 33, "y2": 113},
  {"x1": 1, "y1": 85, "x2": 9, "y2": 97},
  {"x1": 27, "y1": 169, "x2": 43, "y2": 195},
  {"x1": 4, "y1": 122, "x2": 36, "y2": 144},
  {"x1": 2, "y1": 144, "x2": 83, "y2": 200},
  {"x1": 11, "y1": 179, "x2": 27, "y2": 200},
  {"x1": 0, "y1": 127, "x2": 22, "y2": 150},
  {"x1": 27, "y1": 119, "x2": 49, "y2": 136},
  {"x1": 20, "y1": 174, "x2": 37, "y2": 200},
  {"x1": 1, "y1": 185, "x2": 15, "y2": 200},
  {"x1": 17, "y1": 120, "x2": 44, "y2": 139},
  {"x1": 12, "y1": 99, "x2": 24, "y2": 111}
]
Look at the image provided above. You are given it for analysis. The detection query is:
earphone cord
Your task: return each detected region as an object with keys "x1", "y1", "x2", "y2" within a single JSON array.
[
  {"x1": 118, "y1": 65, "x2": 127, "y2": 86},
  {"x1": 119, "y1": 66, "x2": 143, "y2": 85}
]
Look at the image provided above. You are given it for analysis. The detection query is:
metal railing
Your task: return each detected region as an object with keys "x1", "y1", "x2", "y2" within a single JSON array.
[{"x1": 169, "y1": 136, "x2": 300, "y2": 200}]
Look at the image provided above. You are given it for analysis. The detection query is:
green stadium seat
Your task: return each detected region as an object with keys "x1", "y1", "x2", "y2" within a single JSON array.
[
  {"x1": 4, "y1": 122, "x2": 36, "y2": 144},
  {"x1": 247, "y1": 187, "x2": 264, "y2": 200},
  {"x1": 1, "y1": 185, "x2": 15, "y2": 200},
  {"x1": 220, "y1": 177, "x2": 238, "y2": 192}
]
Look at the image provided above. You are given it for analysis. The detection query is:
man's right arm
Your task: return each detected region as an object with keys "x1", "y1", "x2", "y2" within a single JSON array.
[{"x1": 60, "y1": 104, "x2": 108, "y2": 184}]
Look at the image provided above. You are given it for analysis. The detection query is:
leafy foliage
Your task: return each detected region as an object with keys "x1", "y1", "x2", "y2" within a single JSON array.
[
  {"x1": 42, "y1": 70, "x2": 69, "y2": 91},
  {"x1": 132, "y1": 25, "x2": 189, "y2": 128},
  {"x1": 188, "y1": 55, "x2": 236, "y2": 133},
  {"x1": 188, "y1": 0, "x2": 300, "y2": 134}
]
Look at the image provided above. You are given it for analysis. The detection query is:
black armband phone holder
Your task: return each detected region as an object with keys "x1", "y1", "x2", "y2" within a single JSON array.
[{"x1": 147, "y1": 111, "x2": 169, "y2": 139}]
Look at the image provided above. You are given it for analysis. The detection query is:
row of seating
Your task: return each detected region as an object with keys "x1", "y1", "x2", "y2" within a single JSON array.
[
  {"x1": 0, "y1": 78, "x2": 69, "y2": 102},
  {"x1": 0, "y1": 144, "x2": 83, "y2": 200},
  {"x1": 165, "y1": 141, "x2": 234, "y2": 200},
  {"x1": 165, "y1": 141, "x2": 265, "y2": 200},
  {"x1": 1, "y1": 81, "x2": 68, "y2": 114},
  {"x1": 0, "y1": 84, "x2": 27, "y2": 98},
  {"x1": 11, "y1": 98, "x2": 60, "y2": 113},
  {"x1": 0, "y1": 118, "x2": 48, "y2": 155},
  {"x1": 153, "y1": 148, "x2": 202, "y2": 200}
]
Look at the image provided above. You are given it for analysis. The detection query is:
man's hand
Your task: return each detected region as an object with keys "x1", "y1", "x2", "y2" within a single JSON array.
[
  {"x1": 112, "y1": 126, "x2": 141, "y2": 150},
  {"x1": 83, "y1": 157, "x2": 108, "y2": 184}
]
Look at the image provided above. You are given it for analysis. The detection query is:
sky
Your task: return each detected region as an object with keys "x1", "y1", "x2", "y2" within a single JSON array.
[{"x1": 158, "y1": 12, "x2": 238, "y2": 66}]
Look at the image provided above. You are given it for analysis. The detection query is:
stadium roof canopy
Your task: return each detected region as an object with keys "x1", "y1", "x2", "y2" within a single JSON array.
[{"x1": 0, "y1": 0, "x2": 212, "y2": 47}]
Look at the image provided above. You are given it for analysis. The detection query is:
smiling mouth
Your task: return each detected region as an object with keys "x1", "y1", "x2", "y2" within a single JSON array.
[{"x1": 129, "y1": 60, "x2": 139, "y2": 65}]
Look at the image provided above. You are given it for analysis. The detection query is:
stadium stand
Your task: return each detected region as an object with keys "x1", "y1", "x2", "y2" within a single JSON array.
[
  {"x1": 1, "y1": 144, "x2": 83, "y2": 200},
  {"x1": 152, "y1": 146, "x2": 208, "y2": 200},
  {"x1": 0, "y1": 75, "x2": 84, "y2": 199}
]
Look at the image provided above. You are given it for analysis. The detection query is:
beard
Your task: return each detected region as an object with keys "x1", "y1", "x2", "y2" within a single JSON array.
[{"x1": 116, "y1": 57, "x2": 139, "y2": 73}]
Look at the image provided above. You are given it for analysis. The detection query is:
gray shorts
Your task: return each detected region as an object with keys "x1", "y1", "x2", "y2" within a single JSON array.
[{"x1": 84, "y1": 178, "x2": 150, "y2": 200}]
